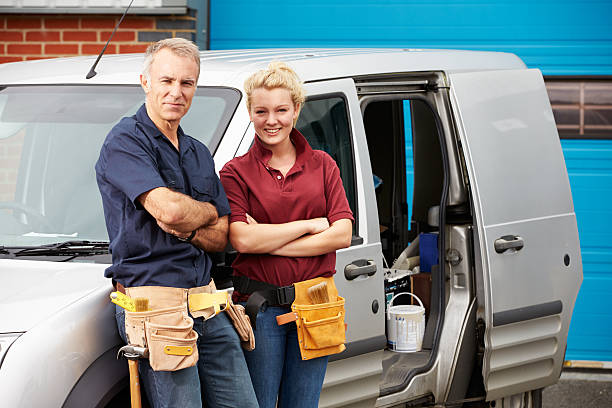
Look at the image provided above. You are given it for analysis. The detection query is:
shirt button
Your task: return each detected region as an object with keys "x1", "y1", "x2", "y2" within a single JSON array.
[{"x1": 277, "y1": 175, "x2": 282, "y2": 180}]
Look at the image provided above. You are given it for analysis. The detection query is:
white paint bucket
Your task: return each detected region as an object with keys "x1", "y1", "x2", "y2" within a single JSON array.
[{"x1": 386, "y1": 292, "x2": 425, "y2": 353}]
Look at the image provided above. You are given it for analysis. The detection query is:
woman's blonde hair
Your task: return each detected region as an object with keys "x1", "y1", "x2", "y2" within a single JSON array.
[{"x1": 244, "y1": 61, "x2": 306, "y2": 120}]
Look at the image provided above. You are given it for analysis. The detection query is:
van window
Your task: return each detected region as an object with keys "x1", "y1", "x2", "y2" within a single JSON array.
[
  {"x1": 0, "y1": 85, "x2": 240, "y2": 247},
  {"x1": 296, "y1": 96, "x2": 357, "y2": 223}
]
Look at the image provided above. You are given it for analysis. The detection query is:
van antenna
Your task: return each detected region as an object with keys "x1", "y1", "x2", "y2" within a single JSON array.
[{"x1": 86, "y1": 0, "x2": 135, "y2": 79}]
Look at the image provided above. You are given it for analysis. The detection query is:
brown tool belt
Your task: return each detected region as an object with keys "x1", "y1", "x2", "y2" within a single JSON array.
[{"x1": 114, "y1": 280, "x2": 254, "y2": 357}]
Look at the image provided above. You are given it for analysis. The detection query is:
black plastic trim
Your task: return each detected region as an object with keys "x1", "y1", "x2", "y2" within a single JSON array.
[
  {"x1": 329, "y1": 335, "x2": 388, "y2": 362},
  {"x1": 493, "y1": 300, "x2": 563, "y2": 327}
]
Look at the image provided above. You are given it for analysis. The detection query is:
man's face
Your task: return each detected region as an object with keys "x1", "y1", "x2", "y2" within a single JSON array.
[{"x1": 140, "y1": 48, "x2": 199, "y2": 125}]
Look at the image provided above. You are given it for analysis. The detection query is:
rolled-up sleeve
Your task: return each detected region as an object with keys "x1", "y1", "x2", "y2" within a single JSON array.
[
  {"x1": 220, "y1": 163, "x2": 249, "y2": 224},
  {"x1": 98, "y1": 128, "x2": 165, "y2": 207}
]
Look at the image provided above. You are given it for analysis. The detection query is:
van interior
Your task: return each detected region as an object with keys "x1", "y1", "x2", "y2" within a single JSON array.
[{"x1": 362, "y1": 95, "x2": 445, "y2": 394}]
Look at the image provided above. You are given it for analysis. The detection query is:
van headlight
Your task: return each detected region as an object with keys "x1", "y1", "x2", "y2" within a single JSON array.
[{"x1": 0, "y1": 333, "x2": 23, "y2": 367}]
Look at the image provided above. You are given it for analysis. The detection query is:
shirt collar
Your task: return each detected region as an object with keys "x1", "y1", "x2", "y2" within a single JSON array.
[
  {"x1": 252, "y1": 128, "x2": 313, "y2": 169},
  {"x1": 136, "y1": 103, "x2": 192, "y2": 154}
]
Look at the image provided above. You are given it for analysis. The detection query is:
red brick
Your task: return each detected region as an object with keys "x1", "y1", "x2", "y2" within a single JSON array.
[
  {"x1": 0, "y1": 43, "x2": 4, "y2": 54},
  {"x1": 7, "y1": 44, "x2": 42, "y2": 55},
  {"x1": 0, "y1": 17, "x2": 5, "y2": 29},
  {"x1": 82, "y1": 43, "x2": 116, "y2": 55},
  {"x1": 25, "y1": 56, "x2": 49, "y2": 61},
  {"x1": 119, "y1": 44, "x2": 149, "y2": 54},
  {"x1": 81, "y1": 18, "x2": 117, "y2": 29},
  {"x1": 45, "y1": 44, "x2": 79, "y2": 55},
  {"x1": 26, "y1": 31, "x2": 60, "y2": 42},
  {"x1": 7, "y1": 17, "x2": 41, "y2": 29},
  {"x1": 0, "y1": 30, "x2": 23, "y2": 41},
  {"x1": 44, "y1": 17, "x2": 79, "y2": 29},
  {"x1": 63, "y1": 30, "x2": 98, "y2": 42},
  {"x1": 0, "y1": 56, "x2": 23, "y2": 64},
  {"x1": 100, "y1": 30, "x2": 135, "y2": 42},
  {"x1": 120, "y1": 17, "x2": 155, "y2": 29}
]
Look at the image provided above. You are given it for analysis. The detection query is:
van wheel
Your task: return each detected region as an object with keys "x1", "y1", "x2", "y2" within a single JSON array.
[{"x1": 490, "y1": 389, "x2": 542, "y2": 408}]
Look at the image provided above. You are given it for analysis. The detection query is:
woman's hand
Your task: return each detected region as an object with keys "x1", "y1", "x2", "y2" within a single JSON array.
[
  {"x1": 246, "y1": 213, "x2": 329, "y2": 234},
  {"x1": 232, "y1": 214, "x2": 331, "y2": 254},
  {"x1": 308, "y1": 217, "x2": 330, "y2": 234}
]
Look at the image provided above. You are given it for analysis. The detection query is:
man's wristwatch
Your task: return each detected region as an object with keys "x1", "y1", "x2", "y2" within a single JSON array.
[{"x1": 177, "y1": 230, "x2": 196, "y2": 242}]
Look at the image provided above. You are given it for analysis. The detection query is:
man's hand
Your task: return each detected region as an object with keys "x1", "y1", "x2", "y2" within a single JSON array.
[
  {"x1": 157, "y1": 220, "x2": 192, "y2": 240},
  {"x1": 192, "y1": 215, "x2": 229, "y2": 252},
  {"x1": 139, "y1": 187, "x2": 218, "y2": 233}
]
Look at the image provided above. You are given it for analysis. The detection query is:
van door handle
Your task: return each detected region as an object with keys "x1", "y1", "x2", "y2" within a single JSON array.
[
  {"x1": 494, "y1": 235, "x2": 524, "y2": 253},
  {"x1": 344, "y1": 260, "x2": 377, "y2": 280}
]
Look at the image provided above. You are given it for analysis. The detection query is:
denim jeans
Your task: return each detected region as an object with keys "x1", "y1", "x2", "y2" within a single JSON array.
[
  {"x1": 115, "y1": 305, "x2": 258, "y2": 408},
  {"x1": 242, "y1": 305, "x2": 328, "y2": 408}
]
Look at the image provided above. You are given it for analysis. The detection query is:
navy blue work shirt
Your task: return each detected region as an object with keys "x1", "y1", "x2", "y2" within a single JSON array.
[{"x1": 95, "y1": 104, "x2": 230, "y2": 288}]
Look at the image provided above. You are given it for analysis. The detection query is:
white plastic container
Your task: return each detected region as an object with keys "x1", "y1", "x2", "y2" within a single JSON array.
[{"x1": 386, "y1": 292, "x2": 426, "y2": 352}]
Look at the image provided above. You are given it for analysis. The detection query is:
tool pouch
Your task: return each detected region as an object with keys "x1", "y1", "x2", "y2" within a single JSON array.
[
  {"x1": 225, "y1": 299, "x2": 255, "y2": 351},
  {"x1": 124, "y1": 286, "x2": 199, "y2": 372},
  {"x1": 285, "y1": 276, "x2": 346, "y2": 360}
]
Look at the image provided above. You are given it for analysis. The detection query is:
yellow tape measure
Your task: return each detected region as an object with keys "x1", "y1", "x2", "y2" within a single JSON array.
[{"x1": 110, "y1": 291, "x2": 135, "y2": 312}]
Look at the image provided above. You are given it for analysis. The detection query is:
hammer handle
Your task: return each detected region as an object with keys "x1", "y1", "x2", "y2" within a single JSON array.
[{"x1": 128, "y1": 359, "x2": 142, "y2": 408}]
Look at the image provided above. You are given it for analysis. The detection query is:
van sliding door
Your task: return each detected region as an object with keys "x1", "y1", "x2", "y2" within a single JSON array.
[
  {"x1": 448, "y1": 69, "x2": 582, "y2": 400},
  {"x1": 299, "y1": 78, "x2": 386, "y2": 408}
]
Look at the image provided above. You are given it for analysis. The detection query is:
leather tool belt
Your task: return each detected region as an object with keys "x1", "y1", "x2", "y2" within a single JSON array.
[
  {"x1": 120, "y1": 280, "x2": 253, "y2": 372},
  {"x1": 233, "y1": 275, "x2": 346, "y2": 360}
]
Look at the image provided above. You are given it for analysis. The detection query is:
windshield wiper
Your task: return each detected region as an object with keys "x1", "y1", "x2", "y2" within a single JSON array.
[{"x1": 1, "y1": 240, "x2": 110, "y2": 257}]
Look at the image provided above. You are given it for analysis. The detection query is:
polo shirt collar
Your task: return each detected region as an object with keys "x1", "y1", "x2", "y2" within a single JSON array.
[
  {"x1": 252, "y1": 128, "x2": 313, "y2": 169},
  {"x1": 136, "y1": 103, "x2": 193, "y2": 154}
]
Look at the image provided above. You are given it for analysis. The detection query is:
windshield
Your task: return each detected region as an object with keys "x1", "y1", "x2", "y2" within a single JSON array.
[{"x1": 0, "y1": 85, "x2": 240, "y2": 247}]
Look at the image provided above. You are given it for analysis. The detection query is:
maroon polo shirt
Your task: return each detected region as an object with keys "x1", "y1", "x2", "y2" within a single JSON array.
[{"x1": 220, "y1": 129, "x2": 354, "y2": 291}]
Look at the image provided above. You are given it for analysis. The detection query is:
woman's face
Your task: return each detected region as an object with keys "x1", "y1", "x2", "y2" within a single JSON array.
[{"x1": 249, "y1": 87, "x2": 299, "y2": 149}]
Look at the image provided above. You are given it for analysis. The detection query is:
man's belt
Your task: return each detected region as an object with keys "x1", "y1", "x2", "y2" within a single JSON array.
[{"x1": 232, "y1": 275, "x2": 295, "y2": 330}]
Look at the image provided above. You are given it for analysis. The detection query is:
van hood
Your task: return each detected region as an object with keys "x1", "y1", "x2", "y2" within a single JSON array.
[{"x1": 0, "y1": 259, "x2": 110, "y2": 333}]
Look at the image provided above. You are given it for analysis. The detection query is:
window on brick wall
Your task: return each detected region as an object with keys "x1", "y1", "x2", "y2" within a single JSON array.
[{"x1": 545, "y1": 79, "x2": 612, "y2": 139}]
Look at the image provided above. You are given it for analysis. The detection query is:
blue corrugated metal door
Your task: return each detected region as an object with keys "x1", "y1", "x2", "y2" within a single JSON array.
[
  {"x1": 562, "y1": 140, "x2": 612, "y2": 361},
  {"x1": 210, "y1": 0, "x2": 612, "y2": 363}
]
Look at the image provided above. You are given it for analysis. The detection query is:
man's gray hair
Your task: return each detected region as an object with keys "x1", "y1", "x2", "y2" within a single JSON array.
[{"x1": 142, "y1": 38, "x2": 201, "y2": 81}]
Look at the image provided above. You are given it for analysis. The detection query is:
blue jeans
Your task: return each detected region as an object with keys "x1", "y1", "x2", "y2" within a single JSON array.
[
  {"x1": 242, "y1": 305, "x2": 328, "y2": 408},
  {"x1": 115, "y1": 306, "x2": 258, "y2": 408}
]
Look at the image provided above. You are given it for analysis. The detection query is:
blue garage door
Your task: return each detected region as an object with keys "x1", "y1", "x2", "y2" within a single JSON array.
[
  {"x1": 210, "y1": 0, "x2": 612, "y2": 363},
  {"x1": 562, "y1": 139, "x2": 612, "y2": 361}
]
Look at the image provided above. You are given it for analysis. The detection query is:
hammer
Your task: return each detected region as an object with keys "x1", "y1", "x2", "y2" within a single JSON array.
[
  {"x1": 117, "y1": 297, "x2": 149, "y2": 408},
  {"x1": 117, "y1": 344, "x2": 148, "y2": 408}
]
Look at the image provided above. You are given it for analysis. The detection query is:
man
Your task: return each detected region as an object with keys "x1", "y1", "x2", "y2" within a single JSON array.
[{"x1": 95, "y1": 38, "x2": 258, "y2": 408}]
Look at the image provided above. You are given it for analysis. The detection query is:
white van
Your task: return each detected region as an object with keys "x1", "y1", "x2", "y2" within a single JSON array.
[{"x1": 0, "y1": 48, "x2": 582, "y2": 408}]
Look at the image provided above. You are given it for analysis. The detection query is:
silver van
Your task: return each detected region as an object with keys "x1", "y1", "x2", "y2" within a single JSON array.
[{"x1": 0, "y1": 49, "x2": 582, "y2": 407}]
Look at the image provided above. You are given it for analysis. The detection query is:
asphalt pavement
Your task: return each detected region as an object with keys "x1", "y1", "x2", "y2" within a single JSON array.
[{"x1": 543, "y1": 369, "x2": 612, "y2": 408}]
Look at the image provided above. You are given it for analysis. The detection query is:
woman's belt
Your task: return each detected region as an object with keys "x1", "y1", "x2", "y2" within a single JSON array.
[{"x1": 232, "y1": 275, "x2": 295, "y2": 329}]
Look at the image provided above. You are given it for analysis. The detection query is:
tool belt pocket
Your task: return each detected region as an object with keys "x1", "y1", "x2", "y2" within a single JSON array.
[
  {"x1": 125, "y1": 306, "x2": 198, "y2": 372},
  {"x1": 295, "y1": 297, "x2": 346, "y2": 351},
  {"x1": 291, "y1": 276, "x2": 347, "y2": 360}
]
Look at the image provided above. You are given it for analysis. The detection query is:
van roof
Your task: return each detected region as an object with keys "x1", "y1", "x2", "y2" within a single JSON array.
[{"x1": 0, "y1": 48, "x2": 526, "y2": 87}]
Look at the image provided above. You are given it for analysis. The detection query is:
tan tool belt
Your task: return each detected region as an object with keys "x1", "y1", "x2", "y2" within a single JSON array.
[
  {"x1": 276, "y1": 276, "x2": 346, "y2": 361},
  {"x1": 122, "y1": 280, "x2": 254, "y2": 371}
]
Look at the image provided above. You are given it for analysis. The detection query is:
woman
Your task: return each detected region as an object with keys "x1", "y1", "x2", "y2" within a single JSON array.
[{"x1": 219, "y1": 61, "x2": 353, "y2": 408}]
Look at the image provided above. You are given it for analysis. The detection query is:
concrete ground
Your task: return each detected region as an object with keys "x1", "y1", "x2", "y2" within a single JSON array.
[{"x1": 543, "y1": 369, "x2": 612, "y2": 408}]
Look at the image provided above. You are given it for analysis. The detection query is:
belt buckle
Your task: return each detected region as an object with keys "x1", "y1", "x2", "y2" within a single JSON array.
[{"x1": 276, "y1": 285, "x2": 295, "y2": 306}]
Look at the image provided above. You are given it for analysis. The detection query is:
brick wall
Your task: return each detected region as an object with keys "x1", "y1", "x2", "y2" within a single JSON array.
[{"x1": 0, "y1": 13, "x2": 197, "y2": 64}]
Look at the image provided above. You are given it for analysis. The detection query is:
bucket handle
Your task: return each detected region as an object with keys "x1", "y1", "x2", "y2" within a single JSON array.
[{"x1": 387, "y1": 292, "x2": 424, "y2": 320}]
